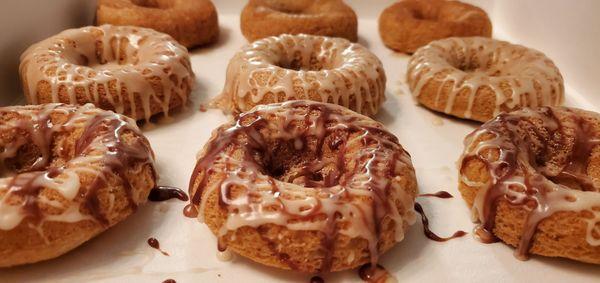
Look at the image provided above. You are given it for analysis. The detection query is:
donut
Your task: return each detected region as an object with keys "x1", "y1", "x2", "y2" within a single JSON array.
[
  {"x1": 407, "y1": 37, "x2": 564, "y2": 122},
  {"x1": 458, "y1": 107, "x2": 600, "y2": 264},
  {"x1": 188, "y1": 100, "x2": 417, "y2": 272},
  {"x1": 19, "y1": 24, "x2": 194, "y2": 122},
  {"x1": 379, "y1": 0, "x2": 492, "y2": 53},
  {"x1": 214, "y1": 34, "x2": 386, "y2": 117},
  {"x1": 0, "y1": 103, "x2": 156, "y2": 267},
  {"x1": 96, "y1": 0, "x2": 219, "y2": 48},
  {"x1": 240, "y1": 0, "x2": 358, "y2": 42}
]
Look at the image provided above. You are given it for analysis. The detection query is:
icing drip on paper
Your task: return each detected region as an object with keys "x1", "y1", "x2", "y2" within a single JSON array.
[
  {"x1": 407, "y1": 37, "x2": 564, "y2": 119},
  {"x1": 19, "y1": 24, "x2": 193, "y2": 122},
  {"x1": 0, "y1": 103, "x2": 155, "y2": 231},
  {"x1": 188, "y1": 100, "x2": 416, "y2": 272},
  {"x1": 216, "y1": 34, "x2": 386, "y2": 116},
  {"x1": 459, "y1": 107, "x2": 600, "y2": 259}
]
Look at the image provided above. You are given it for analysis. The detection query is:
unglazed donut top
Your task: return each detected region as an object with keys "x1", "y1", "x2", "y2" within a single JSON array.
[
  {"x1": 19, "y1": 24, "x2": 194, "y2": 121},
  {"x1": 459, "y1": 107, "x2": 600, "y2": 256},
  {"x1": 0, "y1": 103, "x2": 155, "y2": 231},
  {"x1": 408, "y1": 37, "x2": 564, "y2": 120},
  {"x1": 215, "y1": 34, "x2": 386, "y2": 116},
  {"x1": 190, "y1": 100, "x2": 416, "y2": 270}
]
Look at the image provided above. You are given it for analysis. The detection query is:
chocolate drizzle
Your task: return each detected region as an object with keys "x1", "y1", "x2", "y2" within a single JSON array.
[
  {"x1": 147, "y1": 237, "x2": 169, "y2": 256},
  {"x1": 187, "y1": 100, "x2": 417, "y2": 272},
  {"x1": 459, "y1": 107, "x2": 600, "y2": 259},
  {"x1": 149, "y1": 186, "x2": 189, "y2": 202},
  {"x1": 419, "y1": 190, "x2": 454, "y2": 198},
  {"x1": 0, "y1": 104, "x2": 156, "y2": 231},
  {"x1": 414, "y1": 203, "x2": 467, "y2": 242}
]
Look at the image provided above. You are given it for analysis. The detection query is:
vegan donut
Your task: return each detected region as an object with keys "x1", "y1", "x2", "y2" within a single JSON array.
[
  {"x1": 188, "y1": 100, "x2": 418, "y2": 272},
  {"x1": 215, "y1": 34, "x2": 386, "y2": 117},
  {"x1": 19, "y1": 25, "x2": 194, "y2": 122},
  {"x1": 459, "y1": 107, "x2": 600, "y2": 264},
  {"x1": 97, "y1": 0, "x2": 219, "y2": 48},
  {"x1": 0, "y1": 103, "x2": 157, "y2": 267},
  {"x1": 241, "y1": 0, "x2": 358, "y2": 42},
  {"x1": 407, "y1": 37, "x2": 564, "y2": 122},
  {"x1": 379, "y1": 0, "x2": 492, "y2": 53}
]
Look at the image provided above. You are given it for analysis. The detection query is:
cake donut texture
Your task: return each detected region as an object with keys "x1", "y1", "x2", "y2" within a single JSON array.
[
  {"x1": 215, "y1": 34, "x2": 386, "y2": 117},
  {"x1": 459, "y1": 107, "x2": 600, "y2": 264},
  {"x1": 379, "y1": 0, "x2": 492, "y2": 53},
  {"x1": 97, "y1": 0, "x2": 219, "y2": 48},
  {"x1": 407, "y1": 37, "x2": 564, "y2": 122},
  {"x1": 188, "y1": 101, "x2": 418, "y2": 272},
  {"x1": 0, "y1": 104, "x2": 156, "y2": 267},
  {"x1": 19, "y1": 25, "x2": 194, "y2": 122},
  {"x1": 240, "y1": 0, "x2": 358, "y2": 42}
]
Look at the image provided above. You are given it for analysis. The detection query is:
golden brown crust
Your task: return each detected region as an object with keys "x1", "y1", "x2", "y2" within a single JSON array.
[
  {"x1": 240, "y1": 0, "x2": 358, "y2": 42},
  {"x1": 379, "y1": 0, "x2": 491, "y2": 53},
  {"x1": 458, "y1": 107, "x2": 600, "y2": 264},
  {"x1": 0, "y1": 104, "x2": 156, "y2": 267},
  {"x1": 97, "y1": 0, "x2": 219, "y2": 48}
]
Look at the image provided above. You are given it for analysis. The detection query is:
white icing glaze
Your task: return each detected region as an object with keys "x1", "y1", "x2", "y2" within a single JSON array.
[
  {"x1": 19, "y1": 24, "x2": 194, "y2": 122},
  {"x1": 215, "y1": 34, "x2": 386, "y2": 116},
  {"x1": 191, "y1": 101, "x2": 416, "y2": 268},
  {"x1": 459, "y1": 107, "x2": 600, "y2": 251},
  {"x1": 0, "y1": 103, "x2": 155, "y2": 231},
  {"x1": 407, "y1": 37, "x2": 564, "y2": 120}
]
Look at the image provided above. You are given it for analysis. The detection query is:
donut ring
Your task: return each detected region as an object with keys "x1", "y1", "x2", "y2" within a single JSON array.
[
  {"x1": 215, "y1": 34, "x2": 386, "y2": 117},
  {"x1": 379, "y1": 0, "x2": 492, "y2": 53},
  {"x1": 240, "y1": 0, "x2": 358, "y2": 42},
  {"x1": 19, "y1": 24, "x2": 194, "y2": 122},
  {"x1": 97, "y1": 0, "x2": 219, "y2": 48},
  {"x1": 459, "y1": 107, "x2": 600, "y2": 264},
  {"x1": 407, "y1": 37, "x2": 564, "y2": 122},
  {"x1": 0, "y1": 104, "x2": 156, "y2": 267},
  {"x1": 188, "y1": 100, "x2": 417, "y2": 273}
]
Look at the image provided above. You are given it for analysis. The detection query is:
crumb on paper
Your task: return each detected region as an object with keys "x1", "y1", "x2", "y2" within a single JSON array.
[
  {"x1": 431, "y1": 116, "x2": 444, "y2": 126},
  {"x1": 158, "y1": 203, "x2": 169, "y2": 213},
  {"x1": 199, "y1": 104, "x2": 207, "y2": 112}
]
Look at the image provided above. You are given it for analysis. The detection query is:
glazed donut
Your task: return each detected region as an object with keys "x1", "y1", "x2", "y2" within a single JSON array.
[
  {"x1": 407, "y1": 37, "x2": 564, "y2": 122},
  {"x1": 0, "y1": 103, "x2": 156, "y2": 267},
  {"x1": 97, "y1": 0, "x2": 219, "y2": 48},
  {"x1": 214, "y1": 34, "x2": 386, "y2": 117},
  {"x1": 459, "y1": 107, "x2": 600, "y2": 264},
  {"x1": 379, "y1": 0, "x2": 492, "y2": 53},
  {"x1": 19, "y1": 24, "x2": 194, "y2": 122},
  {"x1": 240, "y1": 0, "x2": 358, "y2": 42},
  {"x1": 188, "y1": 100, "x2": 417, "y2": 272}
]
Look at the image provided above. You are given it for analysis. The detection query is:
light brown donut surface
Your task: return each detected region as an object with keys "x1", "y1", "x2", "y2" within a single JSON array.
[
  {"x1": 19, "y1": 25, "x2": 194, "y2": 122},
  {"x1": 97, "y1": 0, "x2": 219, "y2": 48},
  {"x1": 407, "y1": 37, "x2": 564, "y2": 122},
  {"x1": 188, "y1": 100, "x2": 418, "y2": 273},
  {"x1": 0, "y1": 103, "x2": 156, "y2": 267},
  {"x1": 459, "y1": 107, "x2": 600, "y2": 264},
  {"x1": 379, "y1": 0, "x2": 492, "y2": 53},
  {"x1": 215, "y1": 34, "x2": 386, "y2": 117},
  {"x1": 241, "y1": 0, "x2": 358, "y2": 42}
]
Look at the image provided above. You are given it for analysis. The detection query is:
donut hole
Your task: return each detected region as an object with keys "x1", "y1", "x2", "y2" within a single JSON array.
[
  {"x1": 274, "y1": 43, "x2": 338, "y2": 72},
  {"x1": 259, "y1": 134, "x2": 344, "y2": 188},
  {"x1": 130, "y1": 0, "x2": 174, "y2": 9}
]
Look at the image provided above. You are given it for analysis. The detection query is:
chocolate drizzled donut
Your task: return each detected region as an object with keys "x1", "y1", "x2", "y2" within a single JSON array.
[
  {"x1": 459, "y1": 106, "x2": 600, "y2": 264},
  {"x1": 188, "y1": 100, "x2": 417, "y2": 272},
  {"x1": 0, "y1": 103, "x2": 156, "y2": 267}
]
